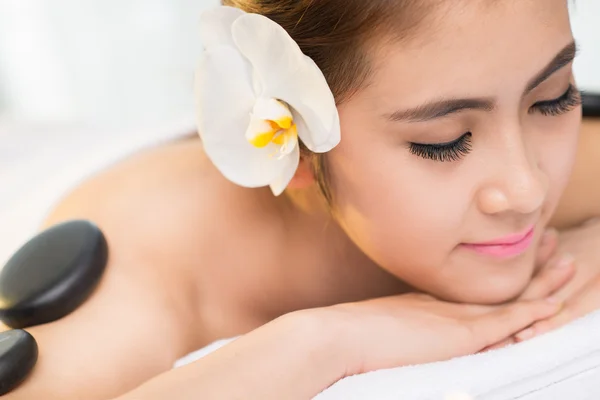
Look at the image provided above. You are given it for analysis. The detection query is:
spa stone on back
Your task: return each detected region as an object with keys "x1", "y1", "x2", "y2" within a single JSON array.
[
  {"x1": 582, "y1": 93, "x2": 600, "y2": 117},
  {"x1": 0, "y1": 220, "x2": 109, "y2": 329},
  {"x1": 0, "y1": 330, "x2": 38, "y2": 395},
  {"x1": 0, "y1": 220, "x2": 108, "y2": 394}
]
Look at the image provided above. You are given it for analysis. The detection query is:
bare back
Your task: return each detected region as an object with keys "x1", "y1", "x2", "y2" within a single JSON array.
[{"x1": 6, "y1": 139, "x2": 292, "y2": 399}]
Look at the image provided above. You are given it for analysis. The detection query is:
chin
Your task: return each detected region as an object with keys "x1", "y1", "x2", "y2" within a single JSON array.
[
  {"x1": 429, "y1": 259, "x2": 535, "y2": 305},
  {"x1": 445, "y1": 281, "x2": 529, "y2": 305}
]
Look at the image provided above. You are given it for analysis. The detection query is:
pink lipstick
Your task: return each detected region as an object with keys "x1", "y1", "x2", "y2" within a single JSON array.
[{"x1": 462, "y1": 226, "x2": 536, "y2": 259}]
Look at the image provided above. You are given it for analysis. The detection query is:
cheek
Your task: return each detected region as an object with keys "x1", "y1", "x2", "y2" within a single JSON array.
[
  {"x1": 537, "y1": 112, "x2": 581, "y2": 211},
  {"x1": 327, "y1": 139, "x2": 469, "y2": 284}
]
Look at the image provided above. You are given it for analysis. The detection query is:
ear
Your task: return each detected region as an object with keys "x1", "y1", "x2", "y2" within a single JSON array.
[{"x1": 288, "y1": 155, "x2": 315, "y2": 190}]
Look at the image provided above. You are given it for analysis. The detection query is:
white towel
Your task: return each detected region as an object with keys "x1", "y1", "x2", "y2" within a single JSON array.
[{"x1": 174, "y1": 310, "x2": 600, "y2": 399}]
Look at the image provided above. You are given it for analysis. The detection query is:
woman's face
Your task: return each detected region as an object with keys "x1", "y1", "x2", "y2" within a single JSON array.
[{"x1": 328, "y1": 0, "x2": 582, "y2": 304}]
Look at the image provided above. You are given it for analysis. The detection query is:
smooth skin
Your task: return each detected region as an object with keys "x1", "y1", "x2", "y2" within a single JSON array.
[
  {"x1": 5, "y1": 123, "x2": 599, "y2": 400},
  {"x1": 6, "y1": 1, "x2": 600, "y2": 399},
  {"x1": 6, "y1": 120, "x2": 599, "y2": 400}
]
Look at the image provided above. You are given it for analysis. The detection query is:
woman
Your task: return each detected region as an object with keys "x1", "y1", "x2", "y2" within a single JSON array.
[{"x1": 8, "y1": 0, "x2": 600, "y2": 399}]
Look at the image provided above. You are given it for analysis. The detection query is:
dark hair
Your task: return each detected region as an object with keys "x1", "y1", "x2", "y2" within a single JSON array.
[{"x1": 222, "y1": 0, "x2": 435, "y2": 203}]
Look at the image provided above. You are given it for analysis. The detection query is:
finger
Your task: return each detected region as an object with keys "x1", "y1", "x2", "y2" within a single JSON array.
[
  {"x1": 516, "y1": 275, "x2": 600, "y2": 342},
  {"x1": 466, "y1": 298, "x2": 562, "y2": 350},
  {"x1": 519, "y1": 254, "x2": 575, "y2": 301},
  {"x1": 582, "y1": 217, "x2": 600, "y2": 227},
  {"x1": 568, "y1": 277, "x2": 600, "y2": 317},
  {"x1": 480, "y1": 337, "x2": 515, "y2": 353},
  {"x1": 514, "y1": 309, "x2": 569, "y2": 342},
  {"x1": 535, "y1": 228, "x2": 559, "y2": 267}
]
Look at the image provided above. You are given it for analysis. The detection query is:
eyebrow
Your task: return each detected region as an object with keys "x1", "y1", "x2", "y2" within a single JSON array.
[
  {"x1": 524, "y1": 40, "x2": 578, "y2": 93},
  {"x1": 385, "y1": 40, "x2": 578, "y2": 123}
]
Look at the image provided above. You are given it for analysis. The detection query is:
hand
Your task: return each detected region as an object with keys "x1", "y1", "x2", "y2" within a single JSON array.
[
  {"x1": 513, "y1": 218, "x2": 600, "y2": 342},
  {"x1": 477, "y1": 227, "x2": 576, "y2": 351},
  {"x1": 539, "y1": 218, "x2": 600, "y2": 301},
  {"x1": 517, "y1": 227, "x2": 576, "y2": 301},
  {"x1": 316, "y1": 292, "x2": 562, "y2": 377}
]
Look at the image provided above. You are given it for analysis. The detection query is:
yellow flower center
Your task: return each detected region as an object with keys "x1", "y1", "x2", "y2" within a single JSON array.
[{"x1": 245, "y1": 98, "x2": 298, "y2": 158}]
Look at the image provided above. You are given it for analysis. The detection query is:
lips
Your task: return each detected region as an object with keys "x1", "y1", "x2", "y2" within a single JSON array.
[{"x1": 462, "y1": 226, "x2": 536, "y2": 259}]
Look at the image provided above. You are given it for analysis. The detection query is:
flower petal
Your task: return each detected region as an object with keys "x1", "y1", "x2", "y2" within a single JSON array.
[
  {"x1": 253, "y1": 98, "x2": 293, "y2": 129},
  {"x1": 196, "y1": 45, "x2": 287, "y2": 187},
  {"x1": 245, "y1": 117, "x2": 278, "y2": 148},
  {"x1": 269, "y1": 145, "x2": 300, "y2": 196},
  {"x1": 232, "y1": 13, "x2": 341, "y2": 153},
  {"x1": 272, "y1": 124, "x2": 298, "y2": 157},
  {"x1": 292, "y1": 109, "x2": 339, "y2": 153},
  {"x1": 199, "y1": 6, "x2": 245, "y2": 49}
]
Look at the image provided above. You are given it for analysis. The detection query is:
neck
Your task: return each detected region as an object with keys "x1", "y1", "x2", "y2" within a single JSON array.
[{"x1": 258, "y1": 185, "x2": 411, "y2": 318}]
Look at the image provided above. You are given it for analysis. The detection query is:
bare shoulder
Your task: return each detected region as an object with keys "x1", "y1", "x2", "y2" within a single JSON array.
[
  {"x1": 43, "y1": 137, "x2": 248, "y2": 307},
  {"x1": 48, "y1": 138, "x2": 235, "y2": 248},
  {"x1": 5, "y1": 137, "x2": 284, "y2": 399},
  {"x1": 42, "y1": 139, "x2": 202, "y2": 319},
  {"x1": 552, "y1": 118, "x2": 600, "y2": 229},
  {"x1": 45, "y1": 137, "x2": 279, "y2": 243},
  {"x1": 44, "y1": 137, "x2": 214, "y2": 233},
  {"x1": 43, "y1": 136, "x2": 281, "y2": 336}
]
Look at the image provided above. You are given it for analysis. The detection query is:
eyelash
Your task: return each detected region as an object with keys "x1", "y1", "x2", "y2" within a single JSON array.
[
  {"x1": 409, "y1": 85, "x2": 581, "y2": 162},
  {"x1": 529, "y1": 84, "x2": 582, "y2": 116},
  {"x1": 409, "y1": 132, "x2": 473, "y2": 163}
]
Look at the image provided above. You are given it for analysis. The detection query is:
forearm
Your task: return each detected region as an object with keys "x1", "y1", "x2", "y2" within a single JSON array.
[{"x1": 116, "y1": 312, "x2": 344, "y2": 400}]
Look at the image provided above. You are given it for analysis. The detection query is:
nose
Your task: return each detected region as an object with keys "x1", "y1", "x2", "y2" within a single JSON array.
[{"x1": 476, "y1": 137, "x2": 548, "y2": 216}]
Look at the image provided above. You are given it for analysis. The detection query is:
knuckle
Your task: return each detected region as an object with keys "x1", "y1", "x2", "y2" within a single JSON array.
[
  {"x1": 463, "y1": 315, "x2": 496, "y2": 341},
  {"x1": 457, "y1": 320, "x2": 481, "y2": 348},
  {"x1": 556, "y1": 306, "x2": 573, "y2": 323},
  {"x1": 540, "y1": 268, "x2": 561, "y2": 283},
  {"x1": 454, "y1": 315, "x2": 474, "y2": 335},
  {"x1": 462, "y1": 319, "x2": 478, "y2": 337},
  {"x1": 534, "y1": 320, "x2": 553, "y2": 334},
  {"x1": 528, "y1": 279, "x2": 544, "y2": 290},
  {"x1": 508, "y1": 302, "x2": 539, "y2": 323},
  {"x1": 523, "y1": 283, "x2": 542, "y2": 298}
]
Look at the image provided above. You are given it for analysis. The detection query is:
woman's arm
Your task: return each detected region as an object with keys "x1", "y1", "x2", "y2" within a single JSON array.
[
  {"x1": 112, "y1": 295, "x2": 562, "y2": 400},
  {"x1": 114, "y1": 313, "x2": 343, "y2": 400}
]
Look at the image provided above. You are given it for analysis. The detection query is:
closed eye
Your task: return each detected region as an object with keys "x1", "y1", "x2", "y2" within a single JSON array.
[
  {"x1": 530, "y1": 84, "x2": 582, "y2": 116},
  {"x1": 409, "y1": 132, "x2": 473, "y2": 162}
]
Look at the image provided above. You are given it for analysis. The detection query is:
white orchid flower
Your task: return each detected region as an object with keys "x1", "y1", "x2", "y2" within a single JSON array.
[{"x1": 195, "y1": 6, "x2": 341, "y2": 195}]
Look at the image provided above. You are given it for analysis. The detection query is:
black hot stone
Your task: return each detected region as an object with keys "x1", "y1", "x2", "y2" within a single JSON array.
[
  {"x1": 0, "y1": 330, "x2": 38, "y2": 395},
  {"x1": 582, "y1": 93, "x2": 600, "y2": 118},
  {"x1": 0, "y1": 220, "x2": 109, "y2": 329}
]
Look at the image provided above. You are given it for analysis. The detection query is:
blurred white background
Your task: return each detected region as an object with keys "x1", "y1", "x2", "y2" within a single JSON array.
[
  {"x1": 0, "y1": 0, "x2": 598, "y2": 127},
  {"x1": 0, "y1": 0, "x2": 219, "y2": 127}
]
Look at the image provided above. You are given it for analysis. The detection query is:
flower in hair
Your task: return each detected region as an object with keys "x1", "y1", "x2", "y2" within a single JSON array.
[{"x1": 195, "y1": 6, "x2": 341, "y2": 195}]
